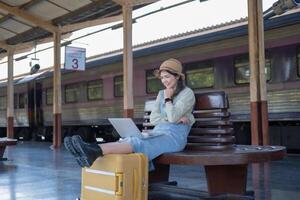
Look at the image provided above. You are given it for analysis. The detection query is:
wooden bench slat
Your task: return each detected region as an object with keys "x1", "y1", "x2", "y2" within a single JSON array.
[
  {"x1": 0, "y1": 138, "x2": 17, "y2": 146},
  {"x1": 193, "y1": 120, "x2": 233, "y2": 126},
  {"x1": 156, "y1": 145, "x2": 286, "y2": 165},
  {"x1": 188, "y1": 136, "x2": 235, "y2": 143},
  {"x1": 189, "y1": 127, "x2": 234, "y2": 135},
  {"x1": 193, "y1": 111, "x2": 230, "y2": 118},
  {"x1": 194, "y1": 92, "x2": 229, "y2": 110},
  {"x1": 0, "y1": 138, "x2": 17, "y2": 160},
  {"x1": 185, "y1": 143, "x2": 235, "y2": 151}
]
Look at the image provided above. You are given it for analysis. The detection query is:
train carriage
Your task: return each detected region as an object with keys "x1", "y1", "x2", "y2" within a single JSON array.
[{"x1": 1, "y1": 8, "x2": 300, "y2": 150}]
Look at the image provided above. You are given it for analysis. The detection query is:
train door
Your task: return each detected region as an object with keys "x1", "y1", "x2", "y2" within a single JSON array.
[
  {"x1": 28, "y1": 81, "x2": 43, "y2": 125},
  {"x1": 34, "y1": 82, "x2": 43, "y2": 126},
  {"x1": 27, "y1": 81, "x2": 43, "y2": 140},
  {"x1": 27, "y1": 82, "x2": 34, "y2": 128}
]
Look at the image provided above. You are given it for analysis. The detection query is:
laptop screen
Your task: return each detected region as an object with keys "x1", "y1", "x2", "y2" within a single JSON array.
[{"x1": 108, "y1": 118, "x2": 141, "y2": 138}]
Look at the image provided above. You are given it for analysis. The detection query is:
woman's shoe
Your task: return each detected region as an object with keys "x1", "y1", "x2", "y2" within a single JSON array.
[
  {"x1": 64, "y1": 136, "x2": 80, "y2": 157},
  {"x1": 75, "y1": 157, "x2": 90, "y2": 168},
  {"x1": 71, "y1": 135, "x2": 103, "y2": 167},
  {"x1": 64, "y1": 136, "x2": 87, "y2": 167}
]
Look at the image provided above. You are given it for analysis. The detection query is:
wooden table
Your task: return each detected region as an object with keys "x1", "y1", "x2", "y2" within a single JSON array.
[
  {"x1": 155, "y1": 145, "x2": 286, "y2": 196},
  {"x1": 0, "y1": 138, "x2": 17, "y2": 161}
]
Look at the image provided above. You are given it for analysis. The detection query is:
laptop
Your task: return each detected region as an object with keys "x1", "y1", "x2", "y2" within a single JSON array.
[{"x1": 108, "y1": 118, "x2": 162, "y2": 139}]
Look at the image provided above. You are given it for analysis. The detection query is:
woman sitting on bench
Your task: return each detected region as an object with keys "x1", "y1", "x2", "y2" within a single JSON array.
[{"x1": 64, "y1": 58, "x2": 196, "y2": 168}]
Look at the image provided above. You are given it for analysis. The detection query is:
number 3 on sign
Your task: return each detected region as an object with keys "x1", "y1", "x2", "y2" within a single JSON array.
[{"x1": 72, "y1": 58, "x2": 79, "y2": 69}]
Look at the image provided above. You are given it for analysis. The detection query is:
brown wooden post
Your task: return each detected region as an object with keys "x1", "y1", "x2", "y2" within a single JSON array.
[
  {"x1": 7, "y1": 48, "x2": 14, "y2": 139},
  {"x1": 205, "y1": 165, "x2": 248, "y2": 195},
  {"x1": 122, "y1": 3, "x2": 134, "y2": 118},
  {"x1": 248, "y1": 0, "x2": 269, "y2": 145},
  {"x1": 53, "y1": 31, "x2": 62, "y2": 148}
]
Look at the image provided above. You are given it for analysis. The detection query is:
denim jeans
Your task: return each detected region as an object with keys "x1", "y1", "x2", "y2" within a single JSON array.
[{"x1": 120, "y1": 122, "x2": 191, "y2": 170}]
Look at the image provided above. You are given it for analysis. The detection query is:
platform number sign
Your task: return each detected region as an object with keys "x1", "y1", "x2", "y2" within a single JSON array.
[{"x1": 64, "y1": 46, "x2": 86, "y2": 71}]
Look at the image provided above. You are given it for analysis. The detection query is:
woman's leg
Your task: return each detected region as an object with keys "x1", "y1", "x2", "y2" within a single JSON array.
[{"x1": 100, "y1": 142, "x2": 133, "y2": 155}]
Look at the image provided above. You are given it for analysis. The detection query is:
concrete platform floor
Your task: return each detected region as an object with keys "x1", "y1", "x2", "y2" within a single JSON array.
[{"x1": 0, "y1": 141, "x2": 299, "y2": 200}]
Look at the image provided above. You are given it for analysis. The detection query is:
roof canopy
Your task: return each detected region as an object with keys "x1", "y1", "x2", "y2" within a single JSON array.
[{"x1": 0, "y1": 0, "x2": 158, "y2": 54}]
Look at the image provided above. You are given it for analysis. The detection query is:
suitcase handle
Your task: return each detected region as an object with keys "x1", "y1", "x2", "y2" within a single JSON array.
[{"x1": 115, "y1": 173, "x2": 123, "y2": 196}]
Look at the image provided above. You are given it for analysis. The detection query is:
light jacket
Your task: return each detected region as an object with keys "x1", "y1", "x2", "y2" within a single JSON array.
[{"x1": 150, "y1": 87, "x2": 195, "y2": 126}]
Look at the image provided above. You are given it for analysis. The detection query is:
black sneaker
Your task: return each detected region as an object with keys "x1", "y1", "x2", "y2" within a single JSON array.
[
  {"x1": 75, "y1": 157, "x2": 90, "y2": 168},
  {"x1": 71, "y1": 135, "x2": 103, "y2": 167},
  {"x1": 64, "y1": 136, "x2": 80, "y2": 157},
  {"x1": 64, "y1": 136, "x2": 86, "y2": 168}
]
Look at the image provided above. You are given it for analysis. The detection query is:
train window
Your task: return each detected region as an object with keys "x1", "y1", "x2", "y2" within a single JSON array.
[
  {"x1": 234, "y1": 55, "x2": 271, "y2": 84},
  {"x1": 297, "y1": 47, "x2": 300, "y2": 77},
  {"x1": 46, "y1": 88, "x2": 53, "y2": 105},
  {"x1": 19, "y1": 93, "x2": 25, "y2": 109},
  {"x1": 265, "y1": 58, "x2": 271, "y2": 81},
  {"x1": 65, "y1": 84, "x2": 80, "y2": 103},
  {"x1": 114, "y1": 75, "x2": 123, "y2": 97},
  {"x1": 87, "y1": 79, "x2": 103, "y2": 100},
  {"x1": 186, "y1": 67, "x2": 214, "y2": 89},
  {"x1": 0, "y1": 96, "x2": 6, "y2": 109},
  {"x1": 235, "y1": 55, "x2": 250, "y2": 84},
  {"x1": 146, "y1": 70, "x2": 163, "y2": 94}
]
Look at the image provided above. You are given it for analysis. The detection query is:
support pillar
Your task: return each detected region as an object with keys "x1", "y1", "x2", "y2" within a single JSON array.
[
  {"x1": 7, "y1": 49, "x2": 14, "y2": 139},
  {"x1": 122, "y1": 4, "x2": 134, "y2": 118},
  {"x1": 53, "y1": 32, "x2": 62, "y2": 148},
  {"x1": 248, "y1": 0, "x2": 269, "y2": 145}
]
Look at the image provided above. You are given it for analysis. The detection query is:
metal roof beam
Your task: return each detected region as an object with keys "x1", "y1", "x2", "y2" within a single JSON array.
[
  {"x1": 131, "y1": 0, "x2": 159, "y2": 6},
  {"x1": 60, "y1": 14, "x2": 122, "y2": 33},
  {"x1": 0, "y1": 14, "x2": 12, "y2": 24},
  {"x1": 0, "y1": 31, "x2": 72, "y2": 57},
  {"x1": 21, "y1": 0, "x2": 45, "y2": 9},
  {"x1": 0, "y1": 41, "x2": 13, "y2": 51},
  {"x1": 0, "y1": 2, "x2": 59, "y2": 33},
  {"x1": 112, "y1": 0, "x2": 158, "y2": 6},
  {"x1": 112, "y1": 0, "x2": 123, "y2": 5}
]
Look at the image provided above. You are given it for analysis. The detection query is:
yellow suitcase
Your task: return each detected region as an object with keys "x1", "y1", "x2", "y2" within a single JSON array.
[{"x1": 80, "y1": 153, "x2": 148, "y2": 200}]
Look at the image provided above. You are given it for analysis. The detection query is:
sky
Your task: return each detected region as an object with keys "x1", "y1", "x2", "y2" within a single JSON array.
[{"x1": 0, "y1": 0, "x2": 278, "y2": 79}]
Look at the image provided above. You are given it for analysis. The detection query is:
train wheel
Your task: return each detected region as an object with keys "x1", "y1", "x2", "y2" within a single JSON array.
[
  {"x1": 16, "y1": 128, "x2": 31, "y2": 141},
  {"x1": 45, "y1": 127, "x2": 53, "y2": 142},
  {"x1": 0, "y1": 128, "x2": 5, "y2": 137},
  {"x1": 96, "y1": 126, "x2": 118, "y2": 143},
  {"x1": 32, "y1": 127, "x2": 44, "y2": 141}
]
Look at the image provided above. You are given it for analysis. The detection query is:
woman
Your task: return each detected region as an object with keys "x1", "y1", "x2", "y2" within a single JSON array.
[{"x1": 64, "y1": 58, "x2": 195, "y2": 168}]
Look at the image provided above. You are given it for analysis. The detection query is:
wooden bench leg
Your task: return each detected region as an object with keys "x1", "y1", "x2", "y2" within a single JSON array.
[
  {"x1": 205, "y1": 164, "x2": 248, "y2": 196},
  {"x1": 149, "y1": 163, "x2": 170, "y2": 183},
  {"x1": 0, "y1": 146, "x2": 7, "y2": 161}
]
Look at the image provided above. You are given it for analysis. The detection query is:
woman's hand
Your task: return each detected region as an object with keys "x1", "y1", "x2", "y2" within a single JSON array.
[
  {"x1": 164, "y1": 88, "x2": 175, "y2": 98},
  {"x1": 177, "y1": 116, "x2": 189, "y2": 124}
]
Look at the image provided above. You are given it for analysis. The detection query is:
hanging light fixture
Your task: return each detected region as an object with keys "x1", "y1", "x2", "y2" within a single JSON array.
[{"x1": 30, "y1": 43, "x2": 40, "y2": 75}]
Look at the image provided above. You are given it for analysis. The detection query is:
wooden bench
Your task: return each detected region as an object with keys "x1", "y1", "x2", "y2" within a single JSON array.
[
  {"x1": 143, "y1": 91, "x2": 235, "y2": 150},
  {"x1": 0, "y1": 138, "x2": 17, "y2": 161},
  {"x1": 145, "y1": 91, "x2": 286, "y2": 197}
]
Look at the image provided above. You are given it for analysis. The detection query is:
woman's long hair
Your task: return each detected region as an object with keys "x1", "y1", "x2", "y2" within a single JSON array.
[{"x1": 164, "y1": 70, "x2": 186, "y2": 96}]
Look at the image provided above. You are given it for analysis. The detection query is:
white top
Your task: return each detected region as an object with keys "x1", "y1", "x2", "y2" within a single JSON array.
[{"x1": 150, "y1": 87, "x2": 195, "y2": 126}]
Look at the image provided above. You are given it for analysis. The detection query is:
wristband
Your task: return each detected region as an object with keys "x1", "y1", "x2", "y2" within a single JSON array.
[{"x1": 164, "y1": 98, "x2": 173, "y2": 103}]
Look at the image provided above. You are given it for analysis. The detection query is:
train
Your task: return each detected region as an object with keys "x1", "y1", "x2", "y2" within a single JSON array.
[{"x1": 0, "y1": 8, "x2": 300, "y2": 150}]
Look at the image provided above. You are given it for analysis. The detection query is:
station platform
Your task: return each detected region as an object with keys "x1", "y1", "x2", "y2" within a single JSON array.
[{"x1": 0, "y1": 141, "x2": 299, "y2": 200}]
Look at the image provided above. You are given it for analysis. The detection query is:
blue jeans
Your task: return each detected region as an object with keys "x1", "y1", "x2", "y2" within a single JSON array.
[{"x1": 120, "y1": 123, "x2": 191, "y2": 170}]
